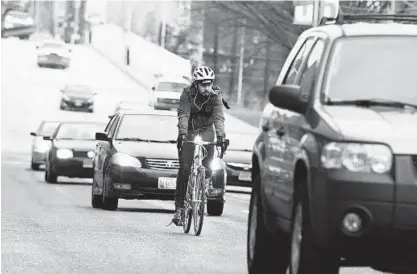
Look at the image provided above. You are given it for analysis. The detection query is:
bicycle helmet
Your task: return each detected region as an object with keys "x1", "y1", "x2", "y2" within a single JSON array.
[{"x1": 192, "y1": 66, "x2": 215, "y2": 83}]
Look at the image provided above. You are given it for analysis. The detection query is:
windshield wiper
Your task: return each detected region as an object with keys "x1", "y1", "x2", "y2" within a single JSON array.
[
  {"x1": 325, "y1": 98, "x2": 417, "y2": 110},
  {"x1": 116, "y1": 138, "x2": 176, "y2": 143}
]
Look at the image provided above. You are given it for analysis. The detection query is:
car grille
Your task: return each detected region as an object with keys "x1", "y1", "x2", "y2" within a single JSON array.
[
  {"x1": 157, "y1": 98, "x2": 179, "y2": 105},
  {"x1": 226, "y1": 162, "x2": 251, "y2": 171},
  {"x1": 73, "y1": 151, "x2": 89, "y2": 158},
  {"x1": 146, "y1": 158, "x2": 179, "y2": 170}
]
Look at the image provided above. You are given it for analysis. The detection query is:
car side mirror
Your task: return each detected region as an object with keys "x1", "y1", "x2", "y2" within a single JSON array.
[
  {"x1": 268, "y1": 85, "x2": 308, "y2": 114},
  {"x1": 30, "y1": 132, "x2": 37, "y2": 136},
  {"x1": 95, "y1": 132, "x2": 108, "y2": 141},
  {"x1": 43, "y1": 136, "x2": 51, "y2": 140}
]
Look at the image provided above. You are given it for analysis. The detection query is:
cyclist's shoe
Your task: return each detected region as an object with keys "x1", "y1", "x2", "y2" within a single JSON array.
[
  {"x1": 171, "y1": 208, "x2": 184, "y2": 226},
  {"x1": 205, "y1": 178, "x2": 213, "y2": 194}
]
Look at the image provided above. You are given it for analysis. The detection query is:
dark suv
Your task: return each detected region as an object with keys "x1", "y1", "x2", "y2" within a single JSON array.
[{"x1": 247, "y1": 14, "x2": 417, "y2": 274}]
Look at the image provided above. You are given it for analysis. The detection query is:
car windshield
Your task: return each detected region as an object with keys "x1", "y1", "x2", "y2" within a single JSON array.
[
  {"x1": 156, "y1": 82, "x2": 187, "y2": 92},
  {"x1": 55, "y1": 123, "x2": 105, "y2": 140},
  {"x1": 65, "y1": 85, "x2": 92, "y2": 94},
  {"x1": 40, "y1": 122, "x2": 60, "y2": 136},
  {"x1": 323, "y1": 36, "x2": 417, "y2": 105},
  {"x1": 115, "y1": 114, "x2": 177, "y2": 141}
]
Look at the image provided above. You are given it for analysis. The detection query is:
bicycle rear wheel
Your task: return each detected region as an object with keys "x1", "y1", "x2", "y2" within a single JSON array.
[
  {"x1": 183, "y1": 175, "x2": 193, "y2": 234},
  {"x1": 193, "y1": 167, "x2": 206, "y2": 236}
]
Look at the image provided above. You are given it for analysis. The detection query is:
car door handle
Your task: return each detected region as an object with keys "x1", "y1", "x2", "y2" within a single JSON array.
[{"x1": 275, "y1": 126, "x2": 285, "y2": 137}]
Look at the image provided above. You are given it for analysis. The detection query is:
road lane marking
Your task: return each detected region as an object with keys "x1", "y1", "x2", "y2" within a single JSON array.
[
  {"x1": 55, "y1": 186, "x2": 77, "y2": 201},
  {"x1": 1, "y1": 161, "x2": 27, "y2": 165}
]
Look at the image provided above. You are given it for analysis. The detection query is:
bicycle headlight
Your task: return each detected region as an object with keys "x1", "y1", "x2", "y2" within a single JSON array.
[
  {"x1": 194, "y1": 135, "x2": 203, "y2": 144},
  {"x1": 56, "y1": 148, "x2": 73, "y2": 159},
  {"x1": 321, "y1": 142, "x2": 392, "y2": 174},
  {"x1": 111, "y1": 153, "x2": 142, "y2": 168}
]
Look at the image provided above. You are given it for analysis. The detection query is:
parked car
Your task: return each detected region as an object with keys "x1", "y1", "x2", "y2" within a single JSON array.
[
  {"x1": 43, "y1": 121, "x2": 106, "y2": 183},
  {"x1": 91, "y1": 110, "x2": 227, "y2": 215},
  {"x1": 247, "y1": 12, "x2": 417, "y2": 274},
  {"x1": 30, "y1": 120, "x2": 60, "y2": 170},
  {"x1": 113, "y1": 100, "x2": 154, "y2": 113},
  {"x1": 60, "y1": 84, "x2": 96, "y2": 112},
  {"x1": 151, "y1": 75, "x2": 190, "y2": 110},
  {"x1": 36, "y1": 39, "x2": 71, "y2": 69},
  {"x1": 1, "y1": 9, "x2": 35, "y2": 39}
]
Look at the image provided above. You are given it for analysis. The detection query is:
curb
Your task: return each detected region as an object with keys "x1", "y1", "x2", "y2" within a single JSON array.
[{"x1": 89, "y1": 44, "x2": 148, "y2": 89}]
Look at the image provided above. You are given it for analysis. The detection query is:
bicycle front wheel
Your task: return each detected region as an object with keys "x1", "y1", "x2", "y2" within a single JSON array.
[
  {"x1": 183, "y1": 175, "x2": 193, "y2": 234},
  {"x1": 193, "y1": 167, "x2": 206, "y2": 236}
]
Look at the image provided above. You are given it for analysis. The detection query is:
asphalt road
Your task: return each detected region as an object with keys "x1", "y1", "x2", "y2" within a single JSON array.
[{"x1": 1, "y1": 37, "x2": 381, "y2": 274}]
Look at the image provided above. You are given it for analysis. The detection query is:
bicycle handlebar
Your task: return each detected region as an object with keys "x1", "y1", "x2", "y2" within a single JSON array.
[{"x1": 186, "y1": 139, "x2": 230, "y2": 158}]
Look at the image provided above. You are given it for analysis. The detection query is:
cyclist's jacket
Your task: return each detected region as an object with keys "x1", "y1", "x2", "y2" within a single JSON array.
[{"x1": 177, "y1": 84, "x2": 226, "y2": 138}]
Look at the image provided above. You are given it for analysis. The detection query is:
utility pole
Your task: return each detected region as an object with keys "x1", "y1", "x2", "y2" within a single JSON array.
[{"x1": 236, "y1": 21, "x2": 245, "y2": 108}]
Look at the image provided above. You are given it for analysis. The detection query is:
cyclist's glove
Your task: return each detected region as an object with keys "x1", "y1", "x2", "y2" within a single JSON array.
[{"x1": 177, "y1": 134, "x2": 187, "y2": 151}]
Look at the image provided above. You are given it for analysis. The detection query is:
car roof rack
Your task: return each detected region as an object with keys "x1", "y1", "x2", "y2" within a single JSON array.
[{"x1": 319, "y1": 11, "x2": 417, "y2": 26}]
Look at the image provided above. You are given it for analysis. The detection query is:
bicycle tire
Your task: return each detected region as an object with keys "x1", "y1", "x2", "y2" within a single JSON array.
[
  {"x1": 193, "y1": 166, "x2": 206, "y2": 236},
  {"x1": 183, "y1": 174, "x2": 193, "y2": 234}
]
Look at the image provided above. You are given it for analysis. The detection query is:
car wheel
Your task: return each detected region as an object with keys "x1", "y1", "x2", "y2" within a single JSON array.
[
  {"x1": 289, "y1": 180, "x2": 340, "y2": 274},
  {"x1": 207, "y1": 200, "x2": 224, "y2": 216},
  {"x1": 45, "y1": 161, "x2": 58, "y2": 183},
  {"x1": 91, "y1": 178, "x2": 103, "y2": 208},
  {"x1": 247, "y1": 175, "x2": 289, "y2": 274},
  {"x1": 31, "y1": 161, "x2": 40, "y2": 170},
  {"x1": 101, "y1": 169, "x2": 118, "y2": 210}
]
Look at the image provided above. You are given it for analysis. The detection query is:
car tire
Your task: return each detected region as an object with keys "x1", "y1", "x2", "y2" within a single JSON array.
[
  {"x1": 101, "y1": 170, "x2": 118, "y2": 210},
  {"x1": 91, "y1": 179, "x2": 103, "y2": 208},
  {"x1": 289, "y1": 178, "x2": 340, "y2": 274},
  {"x1": 31, "y1": 161, "x2": 40, "y2": 170},
  {"x1": 45, "y1": 161, "x2": 58, "y2": 183},
  {"x1": 247, "y1": 175, "x2": 289, "y2": 274},
  {"x1": 207, "y1": 200, "x2": 224, "y2": 216}
]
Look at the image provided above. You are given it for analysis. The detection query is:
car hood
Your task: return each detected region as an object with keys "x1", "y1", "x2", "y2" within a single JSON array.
[
  {"x1": 39, "y1": 48, "x2": 69, "y2": 57},
  {"x1": 223, "y1": 150, "x2": 252, "y2": 164},
  {"x1": 154, "y1": 91, "x2": 181, "y2": 100},
  {"x1": 114, "y1": 141, "x2": 178, "y2": 159},
  {"x1": 226, "y1": 131, "x2": 257, "y2": 152},
  {"x1": 322, "y1": 106, "x2": 417, "y2": 154},
  {"x1": 54, "y1": 140, "x2": 97, "y2": 150}
]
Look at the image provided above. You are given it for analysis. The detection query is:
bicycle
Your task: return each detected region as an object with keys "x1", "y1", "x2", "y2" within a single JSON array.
[{"x1": 182, "y1": 132, "x2": 229, "y2": 236}]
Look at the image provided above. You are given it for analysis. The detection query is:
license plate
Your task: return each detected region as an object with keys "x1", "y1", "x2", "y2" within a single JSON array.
[
  {"x1": 158, "y1": 177, "x2": 176, "y2": 189},
  {"x1": 238, "y1": 171, "x2": 252, "y2": 182},
  {"x1": 83, "y1": 159, "x2": 93, "y2": 168}
]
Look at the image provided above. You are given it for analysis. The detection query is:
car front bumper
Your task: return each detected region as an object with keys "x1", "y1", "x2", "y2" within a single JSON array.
[{"x1": 53, "y1": 157, "x2": 94, "y2": 178}]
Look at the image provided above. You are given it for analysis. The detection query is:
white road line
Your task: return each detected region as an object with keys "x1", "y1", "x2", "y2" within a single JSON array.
[
  {"x1": 55, "y1": 186, "x2": 77, "y2": 201},
  {"x1": 1, "y1": 161, "x2": 27, "y2": 165}
]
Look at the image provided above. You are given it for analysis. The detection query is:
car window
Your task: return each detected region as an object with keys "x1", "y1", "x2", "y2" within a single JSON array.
[
  {"x1": 104, "y1": 115, "x2": 118, "y2": 133},
  {"x1": 297, "y1": 39, "x2": 325, "y2": 97},
  {"x1": 323, "y1": 36, "x2": 417, "y2": 104},
  {"x1": 39, "y1": 122, "x2": 60, "y2": 136},
  {"x1": 107, "y1": 116, "x2": 120, "y2": 138},
  {"x1": 283, "y1": 37, "x2": 316, "y2": 85},
  {"x1": 156, "y1": 82, "x2": 188, "y2": 93},
  {"x1": 55, "y1": 123, "x2": 105, "y2": 140},
  {"x1": 115, "y1": 114, "x2": 178, "y2": 141}
]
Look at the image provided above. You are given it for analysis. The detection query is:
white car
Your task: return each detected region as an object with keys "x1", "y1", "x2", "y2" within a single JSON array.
[
  {"x1": 151, "y1": 75, "x2": 190, "y2": 110},
  {"x1": 36, "y1": 39, "x2": 72, "y2": 69}
]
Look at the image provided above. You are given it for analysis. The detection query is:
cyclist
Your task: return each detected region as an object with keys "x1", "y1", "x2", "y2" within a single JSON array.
[{"x1": 171, "y1": 65, "x2": 227, "y2": 226}]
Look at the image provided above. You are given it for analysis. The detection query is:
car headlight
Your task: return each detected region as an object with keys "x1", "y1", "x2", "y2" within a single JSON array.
[
  {"x1": 210, "y1": 158, "x2": 223, "y2": 171},
  {"x1": 321, "y1": 142, "x2": 392, "y2": 174},
  {"x1": 56, "y1": 148, "x2": 73, "y2": 159},
  {"x1": 111, "y1": 153, "x2": 142, "y2": 168}
]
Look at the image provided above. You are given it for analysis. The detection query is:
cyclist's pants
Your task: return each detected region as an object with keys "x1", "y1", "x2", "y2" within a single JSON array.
[{"x1": 174, "y1": 127, "x2": 215, "y2": 210}]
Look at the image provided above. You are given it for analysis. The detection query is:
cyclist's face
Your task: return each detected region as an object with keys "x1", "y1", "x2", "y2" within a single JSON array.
[{"x1": 197, "y1": 81, "x2": 213, "y2": 96}]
